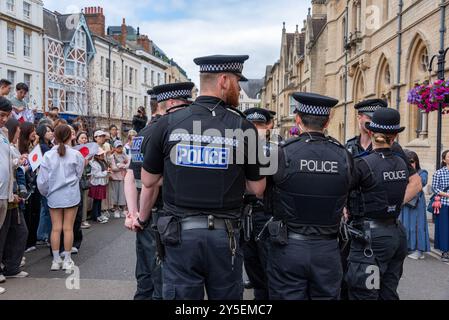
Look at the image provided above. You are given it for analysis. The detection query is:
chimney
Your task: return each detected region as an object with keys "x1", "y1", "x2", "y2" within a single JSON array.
[
  {"x1": 84, "y1": 6, "x2": 105, "y2": 37},
  {"x1": 137, "y1": 34, "x2": 152, "y2": 54},
  {"x1": 120, "y1": 18, "x2": 127, "y2": 47}
]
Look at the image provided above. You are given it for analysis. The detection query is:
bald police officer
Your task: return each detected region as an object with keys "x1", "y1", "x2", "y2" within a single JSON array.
[
  {"x1": 346, "y1": 108, "x2": 409, "y2": 300},
  {"x1": 267, "y1": 92, "x2": 353, "y2": 300},
  {"x1": 141, "y1": 55, "x2": 266, "y2": 300},
  {"x1": 125, "y1": 82, "x2": 194, "y2": 300},
  {"x1": 241, "y1": 107, "x2": 277, "y2": 300}
]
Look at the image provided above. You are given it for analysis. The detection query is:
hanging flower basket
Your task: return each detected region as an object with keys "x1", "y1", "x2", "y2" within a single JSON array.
[{"x1": 407, "y1": 80, "x2": 449, "y2": 114}]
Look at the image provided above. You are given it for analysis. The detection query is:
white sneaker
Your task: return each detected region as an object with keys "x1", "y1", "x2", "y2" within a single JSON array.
[
  {"x1": 408, "y1": 251, "x2": 423, "y2": 260},
  {"x1": 0, "y1": 274, "x2": 5, "y2": 283},
  {"x1": 5, "y1": 271, "x2": 29, "y2": 278},
  {"x1": 51, "y1": 260, "x2": 62, "y2": 271},
  {"x1": 0, "y1": 287, "x2": 5, "y2": 295},
  {"x1": 97, "y1": 216, "x2": 108, "y2": 224},
  {"x1": 62, "y1": 259, "x2": 75, "y2": 271},
  {"x1": 114, "y1": 211, "x2": 121, "y2": 219},
  {"x1": 81, "y1": 222, "x2": 91, "y2": 229},
  {"x1": 20, "y1": 257, "x2": 26, "y2": 268},
  {"x1": 120, "y1": 211, "x2": 127, "y2": 218},
  {"x1": 71, "y1": 247, "x2": 79, "y2": 254},
  {"x1": 25, "y1": 246, "x2": 37, "y2": 253}
]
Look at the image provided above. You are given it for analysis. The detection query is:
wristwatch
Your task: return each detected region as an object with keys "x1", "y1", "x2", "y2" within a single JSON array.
[{"x1": 137, "y1": 217, "x2": 149, "y2": 228}]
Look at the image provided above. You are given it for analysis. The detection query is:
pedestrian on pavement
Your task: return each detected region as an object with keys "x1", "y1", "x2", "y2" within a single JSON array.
[
  {"x1": 346, "y1": 108, "x2": 410, "y2": 300},
  {"x1": 0, "y1": 79, "x2": 12, "y2": 98},
  {"x1": 399, "y1": 150, "x2": 431, "y2": 260},
  {"x1": 35, "y1": 124, "x2": 54, "y2": 246},
  {"x1": 10, "y1": 83, "x2": 36, "y2": 124},
  {"x1": 18, "y1": 122, "x2": 41, "y2": 253},
  {"x1": 77, "y1": 132, "x2": 92, "y2": 230},
  {"x1": 89, "y1": 148, "x2": 111, "y2": 224},
  {"x1": 0, "y1": 97, "x2": 13, "y2": 295},
  {"x1": 110, "y1": 140, "x2": 128, "y2": 219},
  {"x1": 0, "y1": 117, "x2": 30, "y2": 285},
  {"x1": 267, "y1": 92, "x2": 352, "y2": 300},
  {"x1": 37, "y1": 125, "x2": 84, "y2": 271},
  {"x1": 128, "y1": 83, "x2": 194, "y2": 300},
  {"x1": 132, "y1": 106, "x2": 148, "y2": 134},
  {"x1": 431, "y1": 149, "x2": 449, "y2": 263},
  {"x1": 108, "y1": 125, "x2": 120, "y2": 146},
  {"x1": 141, "y1": 55, "x2": 265, "y2": 300},
  {"x1": 124, "y1": 130, "x2": 137, "y2": 157},
  {"x1": 94, "y1": 130, "x2": 113, "y2": 218}
]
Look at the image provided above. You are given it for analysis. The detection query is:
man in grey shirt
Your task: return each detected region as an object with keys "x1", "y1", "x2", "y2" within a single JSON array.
[
  {"x1": 0, "y1": 96, "x2": 12, "y2": 295},
  {"x1": 10, "y1": 83, "x2": 35, "y2": 124}
]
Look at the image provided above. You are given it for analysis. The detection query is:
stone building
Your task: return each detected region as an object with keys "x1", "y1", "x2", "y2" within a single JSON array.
[
  {"x1": 261, "y1": 0, "x2": 449, "y2": 176},
  {"x1": 238, "y1": 79, "x2": 264, "y2": 112}
]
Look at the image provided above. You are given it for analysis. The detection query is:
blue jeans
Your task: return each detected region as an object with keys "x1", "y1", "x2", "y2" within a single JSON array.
[{"x1": 36, "y1": 197, "x2": 51, "y2": 241}]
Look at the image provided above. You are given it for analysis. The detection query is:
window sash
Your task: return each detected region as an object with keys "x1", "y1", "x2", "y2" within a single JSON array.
[
  {"x1": 23, "y1": 2, "x2": 31, "y2": 18},
  {"x1": 7, "y1": 0, "x2": 15, "y2": 12},
  {"x1": 7, "y1": 27, "x2": 15, "y2": 54},
  {"x1": 24, "y1": 33, "x2": 31, "y2": 57}
]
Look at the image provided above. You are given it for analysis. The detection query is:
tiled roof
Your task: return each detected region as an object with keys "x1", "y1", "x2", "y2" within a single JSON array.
[{"x1": 240, "y1": 79, "x2": 264, "y2": 99}]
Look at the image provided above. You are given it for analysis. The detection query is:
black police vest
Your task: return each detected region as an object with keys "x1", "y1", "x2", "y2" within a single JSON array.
[
  {"x1": 360, "y1": 151, "x2": 409, "y2": 219},
  {"x1": 162, "y1": 105, "x2": 248, "y2": 218},
  {"x1": 273, "y1": 135, "x2": 352, "y2": 228}
]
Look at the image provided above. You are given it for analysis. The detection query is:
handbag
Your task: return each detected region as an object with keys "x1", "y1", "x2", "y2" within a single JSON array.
[{"x1": 427, "y1": 186, "x2": 449, "y2": 213}]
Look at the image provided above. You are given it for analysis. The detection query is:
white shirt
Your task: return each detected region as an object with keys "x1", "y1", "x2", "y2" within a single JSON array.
[
  {"x1": 0, "y1": 130, "x2": 11, "y2": 200},
  {"x1": 37, "y1": 145, "x2": 85, "y2": 209}
]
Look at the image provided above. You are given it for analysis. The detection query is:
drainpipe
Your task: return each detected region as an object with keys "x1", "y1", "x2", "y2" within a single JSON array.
[
  {"x1": 343, "y1": 0, "x2": 349, "y2": 142},
  {"x1": 395, "y1": 0, "x2": 404, "y2": 110}
]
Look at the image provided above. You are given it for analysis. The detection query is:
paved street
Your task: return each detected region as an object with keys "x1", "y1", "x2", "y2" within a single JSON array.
[{"x1": 0, "y1": 218, "x2": 448, "y2": 300}]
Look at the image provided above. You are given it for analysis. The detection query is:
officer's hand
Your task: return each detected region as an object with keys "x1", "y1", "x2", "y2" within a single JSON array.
[
  {"x1": 132, "y1": 219, "x2": 144, "y2": 232},
  {"x1": 125, "y1": 211, "x2": 137, "y2": 230}
]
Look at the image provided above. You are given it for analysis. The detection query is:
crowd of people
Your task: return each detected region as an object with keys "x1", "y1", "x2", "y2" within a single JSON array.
[
  {"x1": 0, "y1": 65, "x2": 448, "y2": 300},
  {"x1": 0, "y1": 80, "x2": 138, "y2": 295}
]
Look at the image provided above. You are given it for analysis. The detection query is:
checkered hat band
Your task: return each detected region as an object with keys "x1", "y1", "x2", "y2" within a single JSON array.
[
  {"x1": 200, "y1": 62, "x2": 244, "y2": 74},
  {"x1": 359, "y1": 105, "x2": 383, "y2": 113},
  {"x1": 157, "y1": 89, "x2": 192, "y2": 102},
  {"x1": 297, "y1": 103, "x2": 331, "y2": 116},
  {"x1": 246, "y1": 112, "x2": 267, "y2": 122},
  {"x1": 369, "y1": 121, "x2": 401, "y2": 130}
]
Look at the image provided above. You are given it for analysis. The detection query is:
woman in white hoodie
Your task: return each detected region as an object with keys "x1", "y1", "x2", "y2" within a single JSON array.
[{"x1": 37, "y1": 125, "x2": 84, "y2": 271}]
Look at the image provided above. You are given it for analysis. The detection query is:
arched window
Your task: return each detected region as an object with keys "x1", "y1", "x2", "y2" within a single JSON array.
[
  {"x1": 376, "y1": 55, "x2": 392, "y2": 107},
  {"x1": 407, "y1": 36, "x2": 430, "y2": 141}
]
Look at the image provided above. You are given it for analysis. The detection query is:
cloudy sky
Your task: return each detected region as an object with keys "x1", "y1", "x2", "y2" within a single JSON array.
[{"x1": 43, "y1": 0, "x2": 310, "y2": 86}]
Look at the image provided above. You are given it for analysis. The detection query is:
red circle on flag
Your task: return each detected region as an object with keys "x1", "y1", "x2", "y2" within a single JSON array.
[
  {"x1": 79, "y1": 147, "x2": 89, "y2": 158},
  {"x1": 32, "y1": 154, "x2": 38, "y2": 162}
]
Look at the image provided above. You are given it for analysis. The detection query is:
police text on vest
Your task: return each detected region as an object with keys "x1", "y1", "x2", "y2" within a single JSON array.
[
  {"x1": 299, "y1": 160, "x2": 339, "y2": 174},
  {"x1": 383, "y1": 171, "x2": 407, "y2": 181}
]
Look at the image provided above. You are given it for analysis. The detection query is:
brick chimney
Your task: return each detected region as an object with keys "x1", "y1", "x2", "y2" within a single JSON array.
[
  {"x1": 84, "y1": 6, "x2": 105, "y2": 37},
  {"x1": 120, "y1": 18, "x2": 127, "y2": 47},
  {"x1": 137, "y1": 35, "x2": 153, "y2": 54}
]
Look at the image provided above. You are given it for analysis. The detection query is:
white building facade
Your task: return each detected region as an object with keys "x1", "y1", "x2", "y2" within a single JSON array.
[
  {"x1": 136, "y1": 49, "x2": 168, "y2": 109},
  {"x1": 0, "y1": 0, "x2": 44, "y2": 109},
  {"x1": 89, "y1": 36, "x2": 142, "y2": 130},
  {"x1": 239, "y1": 79, "x2": 264, "y2": 112}
]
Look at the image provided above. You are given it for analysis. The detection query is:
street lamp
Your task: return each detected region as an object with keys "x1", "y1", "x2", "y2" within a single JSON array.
[{"x1": 428, "y1": 47, "x2": 449, "y2": 170}]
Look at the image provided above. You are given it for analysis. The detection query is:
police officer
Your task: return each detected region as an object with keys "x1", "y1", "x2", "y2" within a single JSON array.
[
  {"x1": 125, "y1": 82, "x2": 194, "y2": 300},
  {"x1": 141, "y1": 55, "x2": 266, "y2": 300},
  {"x1": 267, "y1": 92, "x2": 353, "y2": 300},
  {"x1": 341, "y1": 99, "x2": 422, "y2": 299},
  {"x1": 241, "y1": 107, "x2": 277, "y2": 300},
  {"x1": 346, "y1": 108, "x2": 409, "y2": 300},
  {"x1": 346, "y1": 99, "x2": 421, "y2": 199}
]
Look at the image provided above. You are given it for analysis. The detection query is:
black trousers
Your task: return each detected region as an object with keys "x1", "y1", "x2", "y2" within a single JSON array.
[
  {"x1": 134, "y1": 225, "x2": 162, "y2": 300},
  {"x1": 345, "y1": 223, "x2": 408, "y2": 300},
  {"x1": 162, "y1": 228, "x2": 243, "y2": 300},
  {"x1": 242, "y1": 211, "x2": 270, "y2": 300},
  {"x1": 24, "y1": 192, "x2": 41, "y2": 249},
  {"x1": 0, "y1": 208, "x2": 28, "y2": 276},
  {"x1": 267, "y1": 238, "x2": 342, "y2": 300}
]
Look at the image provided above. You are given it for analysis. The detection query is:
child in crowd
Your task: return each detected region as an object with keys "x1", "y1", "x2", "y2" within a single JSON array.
[
  {"x1": 88, "y1": 149, "x2": 111, "y2": 224},
  {"x1": 110, "y1": 140, "x2": 129, "y2": 218}
]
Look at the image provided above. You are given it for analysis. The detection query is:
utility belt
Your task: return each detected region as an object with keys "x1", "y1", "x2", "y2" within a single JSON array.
[
  {"x1": 255, "y1": 219, "x2": 337, "y2": 246},
  {"x1": 156, "y1": 215, "x2": 241, "y2": 270},
  {"x1": 339, "y1": 217, "x2": 398, "y2": 258}
]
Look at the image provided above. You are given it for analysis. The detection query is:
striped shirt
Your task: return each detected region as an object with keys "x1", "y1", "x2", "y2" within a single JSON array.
[{"x1": 432, "y1": 166, "x2": 449, "y2": 206}]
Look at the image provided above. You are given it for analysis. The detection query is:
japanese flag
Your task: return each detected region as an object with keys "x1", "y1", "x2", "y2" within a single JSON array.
[
  {"x1": 74, "y1": 143, "x2": 99, "y2": 159},
  {"x1": 28, "y1": 144, "x2": 43, "y2": 172}
]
